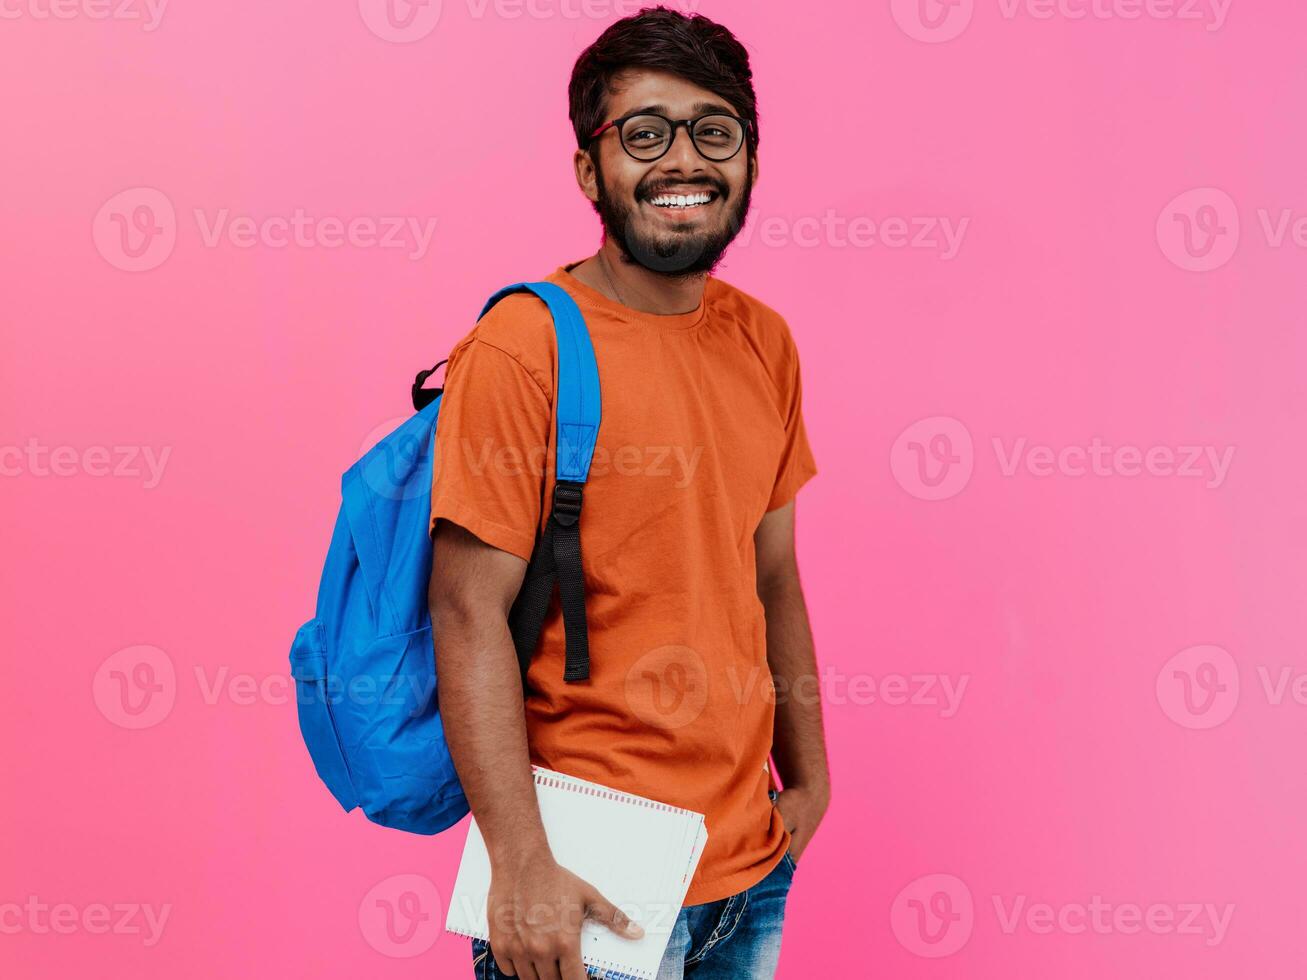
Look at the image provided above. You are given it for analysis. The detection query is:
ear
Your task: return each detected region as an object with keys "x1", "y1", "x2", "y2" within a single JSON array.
[
  {"x1": 749, "y1": 152, "x2": 759, "y2": 188},
  {"x1": 575, "y1": 147, "x2": 600, "y2": 204}
]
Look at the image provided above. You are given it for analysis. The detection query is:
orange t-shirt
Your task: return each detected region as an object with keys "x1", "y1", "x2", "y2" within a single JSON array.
[{"x1": 429, "y1": 262, "x2": 818, "y2": 904}]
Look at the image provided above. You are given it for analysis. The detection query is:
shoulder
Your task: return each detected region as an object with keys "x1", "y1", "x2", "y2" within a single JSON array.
[
  {"x1": 707, "y1": 276, "x2": 803, "y2": 382},
  {"x1": 446, "y1": 290, "x2": 557, "y2": 396}
]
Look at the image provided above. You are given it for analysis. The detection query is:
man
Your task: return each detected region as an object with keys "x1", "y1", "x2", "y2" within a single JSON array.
[{"x1": 429, "y1": 8, "x2": 828, "y2": 978}]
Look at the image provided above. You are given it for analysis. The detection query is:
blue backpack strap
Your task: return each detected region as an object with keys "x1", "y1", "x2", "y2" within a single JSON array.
[
  {"x1": 478, "y1": 282, "x2": 600, "y2": 483},
  {"x1": 477, "y1": 282, "x2": 599, "y2": 683}
]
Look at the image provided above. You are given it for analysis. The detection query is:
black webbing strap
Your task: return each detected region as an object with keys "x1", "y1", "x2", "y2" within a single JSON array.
[
  {"x1": 411, "y1": 359, "x2": 447, "y2": 410},
  {"x1": 507, "y1": 480, "x2": 590, "y2": 685}
]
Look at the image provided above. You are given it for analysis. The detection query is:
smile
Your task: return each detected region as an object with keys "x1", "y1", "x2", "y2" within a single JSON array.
[{"x1": 645, "y1": 191, "x2": 719, "y2": 210}]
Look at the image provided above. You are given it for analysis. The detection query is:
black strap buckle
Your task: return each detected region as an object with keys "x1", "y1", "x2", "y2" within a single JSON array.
[{"x1": 552, "y1": 481, "x2": 584, "y2": 526}]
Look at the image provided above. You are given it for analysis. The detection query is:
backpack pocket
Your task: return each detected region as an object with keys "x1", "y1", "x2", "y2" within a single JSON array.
[
  {"x1": 290, "y1": 618, "x2": 360, "y2": 812},
  {"x1": 342, "y1": 625, "x2": 468, "y2": 833}
]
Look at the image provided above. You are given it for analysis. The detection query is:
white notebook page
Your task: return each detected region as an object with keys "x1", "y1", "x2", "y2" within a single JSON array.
[{"x1": 445, "y1": 766, "x2": 709, "y2": 979}]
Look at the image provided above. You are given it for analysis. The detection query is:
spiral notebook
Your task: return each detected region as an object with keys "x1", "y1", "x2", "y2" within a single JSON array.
[{"x1": 445, "y1": 766, "x2": 709, "y2": 980}]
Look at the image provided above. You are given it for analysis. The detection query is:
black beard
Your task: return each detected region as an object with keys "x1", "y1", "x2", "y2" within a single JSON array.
[{"x1": 589, "y1": 154, "x2": 753, "y2": 278}]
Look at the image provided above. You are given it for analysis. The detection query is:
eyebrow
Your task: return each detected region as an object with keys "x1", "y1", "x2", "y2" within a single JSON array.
[{"x1": 624, "y1": 101, "x2": 737, "y2": 118}]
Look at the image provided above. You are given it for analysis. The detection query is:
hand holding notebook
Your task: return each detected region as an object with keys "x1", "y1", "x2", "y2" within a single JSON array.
[{"x1": 446, "y1": 766, "x2": 710, "y2": 979}]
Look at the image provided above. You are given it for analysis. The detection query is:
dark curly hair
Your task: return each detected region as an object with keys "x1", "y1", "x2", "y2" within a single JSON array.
[{"x1": 568, "y1": 6, "x2": 759, "y2": 157}]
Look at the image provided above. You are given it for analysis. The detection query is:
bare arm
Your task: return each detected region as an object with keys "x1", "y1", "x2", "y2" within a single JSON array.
[
  {"x1": 430, "y1": 519, "x2": 641, "y2": 980},
  {"x1": 431, "y1": 518, "x2": 544, "y2": 869},
  {"x1": 754, "y1": 501, "x2": 830, "y2": 861}
]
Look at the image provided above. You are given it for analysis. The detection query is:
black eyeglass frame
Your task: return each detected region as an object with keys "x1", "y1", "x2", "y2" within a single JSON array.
[{"x1": 587, "y1": 112, "x2": 752, "y2": 163}]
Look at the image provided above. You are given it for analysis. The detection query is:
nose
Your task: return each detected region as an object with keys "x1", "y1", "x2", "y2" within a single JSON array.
[{"x1": 660, "y1": 121, "x2": 706, "y2": 173}]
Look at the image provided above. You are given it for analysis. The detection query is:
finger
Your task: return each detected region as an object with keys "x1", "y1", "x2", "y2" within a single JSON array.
[
  {"x1": 585, "y1": 890, "x2": 644, "y2": 939},
  {"x1": 559, "y1": 944, "x2": 588, "y2": 980},
  {"x1": 532, "y1": 958, "x2": 563, "y2": 980},
  {"x1": 508, "y1": 959, "x2": 537, "y2": 980},
  {"x1": 492, "y1": 951, "x2": 519, "y2": 977}
]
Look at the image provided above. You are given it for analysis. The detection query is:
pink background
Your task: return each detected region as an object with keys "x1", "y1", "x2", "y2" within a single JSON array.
[{"x1": 2, "y1": 1, "x2": 1305, "y2": 976}]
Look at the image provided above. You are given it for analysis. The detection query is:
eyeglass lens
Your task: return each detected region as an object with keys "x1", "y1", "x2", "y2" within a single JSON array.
[{"x1": 619, "y1": 114, "x2": 744, "y2": 161}]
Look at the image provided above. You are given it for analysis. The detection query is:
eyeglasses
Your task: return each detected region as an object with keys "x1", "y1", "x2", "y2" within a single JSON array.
[{"x1": 588, "y1": 112, "x2": 750, "y2": 163}]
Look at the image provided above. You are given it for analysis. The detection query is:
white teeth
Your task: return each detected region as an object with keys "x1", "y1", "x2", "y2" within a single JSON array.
[{"x1": 650, "y1": 192, "x2": 714, "y2": 208}]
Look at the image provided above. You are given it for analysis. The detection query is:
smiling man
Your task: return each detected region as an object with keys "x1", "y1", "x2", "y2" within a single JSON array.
[{"x1": 429, "y1": 8, "x2": 829, "y2": 979}]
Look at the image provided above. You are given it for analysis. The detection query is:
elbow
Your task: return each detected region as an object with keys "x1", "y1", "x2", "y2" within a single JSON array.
[
  {"x1": 429, "y1": 578, "x2": 494, "y2": 637},
  {"x1": 756, "y1": 560, "x2": 801, "y2": 603}
]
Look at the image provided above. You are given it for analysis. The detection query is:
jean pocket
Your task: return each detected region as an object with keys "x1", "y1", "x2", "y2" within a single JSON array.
[
  {"x1": 783, "y1": 849, "x2": 799, "y2": 875},
  {"x1": 471, "y1": 937, "x2": 493, "y2": 979},
  {"x1": 768, "y1": 788, "x2": 797, "y2": 874}
]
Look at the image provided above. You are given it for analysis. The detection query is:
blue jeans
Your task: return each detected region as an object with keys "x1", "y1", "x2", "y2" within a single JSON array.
[
  {"x1": 471, "y1": 836, "x2": 795, "y2": 978},
  {"x1": 650, "y1": 850, "x2": 795, "y2": 979}
]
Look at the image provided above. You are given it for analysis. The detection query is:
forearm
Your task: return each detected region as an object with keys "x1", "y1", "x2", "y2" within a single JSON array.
[
  {"x1": 434, "y1": 602, "x2": 548, "y2": 870},
  {"x1": 761, "y1": 577, "x2": 830, "y2": 794}
]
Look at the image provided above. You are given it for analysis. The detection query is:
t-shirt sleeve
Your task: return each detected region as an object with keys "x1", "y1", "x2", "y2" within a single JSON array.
[
  {"x1": 766, "y1": 333, "x2": 818, "y2": 512},
  {"x1": 429, "y1": 336, "x2": 550, "y2": 563}
]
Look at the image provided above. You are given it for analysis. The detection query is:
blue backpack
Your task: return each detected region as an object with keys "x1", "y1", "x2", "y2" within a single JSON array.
[{"x1": 289, "y1": 282, "x2": 601, "y2": 834}]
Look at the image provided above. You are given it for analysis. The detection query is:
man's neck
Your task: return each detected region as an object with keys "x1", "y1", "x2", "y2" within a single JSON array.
[{"x1": 570, "y1": 244, "x2": 708, "y2": 316}]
